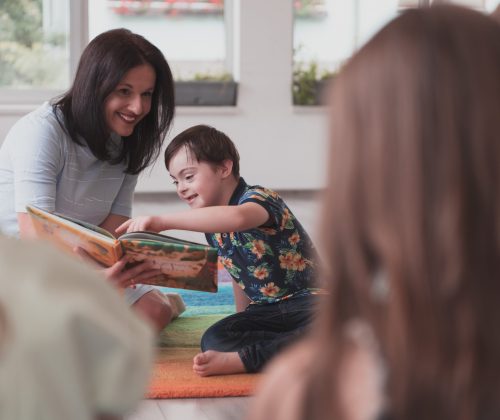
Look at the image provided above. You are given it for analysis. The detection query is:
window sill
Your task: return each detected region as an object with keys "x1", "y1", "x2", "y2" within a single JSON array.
[
  {"x1": 175, "y1": 81, "x2": 238, "y2": 107},
  {"x1": 0, "y1": 82, "x2": 240, "y2": 116}
]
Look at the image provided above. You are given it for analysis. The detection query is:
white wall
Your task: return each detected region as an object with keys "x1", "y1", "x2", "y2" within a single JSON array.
[{"x1": 0, "y1": 0, "x2": 329, "y2": 194}]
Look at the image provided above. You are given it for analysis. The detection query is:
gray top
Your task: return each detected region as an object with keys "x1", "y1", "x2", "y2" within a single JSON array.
[
  {"x1": 0, "y1": 102, "x2": 137, "y2": 236},
  {"x1": 0, "y1": 102, "x2": 153, "y2": 304}
]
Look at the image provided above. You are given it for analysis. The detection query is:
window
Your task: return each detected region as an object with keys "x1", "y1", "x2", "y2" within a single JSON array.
[
  {"x1": 291, "y1": 0, "x2": 500, "y2": 106},
  {"x1": 292, "y1": 0, "x2": 400, "y2": 105},
  {"x1": 3, "y1": 0, "x2": 499, "y2": 107},
  {"x1": 88, "y1": 0, "x2": 231, "y2": 81},
  {"x1": 0, "y1": 0, "x2": 70, "y2": 90}
]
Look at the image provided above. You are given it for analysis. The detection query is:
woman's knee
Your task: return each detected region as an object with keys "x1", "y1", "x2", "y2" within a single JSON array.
[{"x1": 133, "y1": 290, "x2": 173, "y2": 333}]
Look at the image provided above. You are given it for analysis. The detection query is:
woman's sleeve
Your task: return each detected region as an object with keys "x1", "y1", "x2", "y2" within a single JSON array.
[
  {"x1": 110, "y1": 173, "x2": 138, "y2": 218},
  {"x1": 7, "y1": 114, "x2": 64, "y2": 213}
]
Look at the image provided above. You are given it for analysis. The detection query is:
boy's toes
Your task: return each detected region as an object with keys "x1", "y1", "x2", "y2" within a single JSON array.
[{"x1": 193, "y1": 351, "x2": 209, "y2": 366}]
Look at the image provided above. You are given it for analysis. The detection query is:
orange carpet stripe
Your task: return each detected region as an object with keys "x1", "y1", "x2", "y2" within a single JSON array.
[{"x1": 146, "y1": 347, "x2": 262, "y2": 399}]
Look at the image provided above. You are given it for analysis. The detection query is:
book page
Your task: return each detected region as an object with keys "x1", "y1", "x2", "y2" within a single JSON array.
[
  {"x1": 119, "y1": 231, "x2": 204, "y2": 246},
  {"x1": 53, "y1": 212, "x2": 116, "y2": 240}
]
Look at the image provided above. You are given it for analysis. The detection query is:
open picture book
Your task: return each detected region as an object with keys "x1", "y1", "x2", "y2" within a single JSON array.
[{"x1": 26, "y1": 205, "x2": 218, "y2": 292}]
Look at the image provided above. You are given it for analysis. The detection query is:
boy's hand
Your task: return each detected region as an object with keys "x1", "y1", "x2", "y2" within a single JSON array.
[{"x1": 116, "y1": 216, "x2": 165, "y2": 234}]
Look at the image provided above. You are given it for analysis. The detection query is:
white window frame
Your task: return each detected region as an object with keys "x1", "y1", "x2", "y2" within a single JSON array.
[{"x1": 0, "y1": 0, "x2": 238, "y2": 107}]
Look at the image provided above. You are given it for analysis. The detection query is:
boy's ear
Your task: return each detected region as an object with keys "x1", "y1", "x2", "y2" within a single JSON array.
[{"x1": 219, "y1": 159, "x2": 233, "y2": 178}]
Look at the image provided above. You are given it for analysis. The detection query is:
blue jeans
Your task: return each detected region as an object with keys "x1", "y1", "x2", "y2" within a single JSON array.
[{"x1": 200, "y1": 294, "x2": 319, "y2": 373}]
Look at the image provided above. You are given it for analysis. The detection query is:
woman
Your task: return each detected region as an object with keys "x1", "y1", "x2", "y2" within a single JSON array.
[
  {"x1": 249, "y1": 5, "x2": 500, "y2": 420},
  {"x1": 0, "y1": 29, "x2": 179, "y2": 332}
]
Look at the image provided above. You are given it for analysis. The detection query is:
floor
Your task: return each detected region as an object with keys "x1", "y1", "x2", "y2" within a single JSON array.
[
  {"x1": 129, "y1": 190, "x2": 319, "y2": 420},
  {"x1": 127, "y1": 397, "x2": 253, "y2": 420}
]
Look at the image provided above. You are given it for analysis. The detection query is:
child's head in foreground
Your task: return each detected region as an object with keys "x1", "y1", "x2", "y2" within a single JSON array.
[
  {"x1": 164, "y1": 125, "x2": 240, "y2": 208},
  {"x1": 301, "y1": 4, "x2": 500, "y2": 420}
]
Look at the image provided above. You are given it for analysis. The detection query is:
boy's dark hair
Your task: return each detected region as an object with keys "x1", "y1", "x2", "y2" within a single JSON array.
[
  {"x1": 54, "y1": 28, "x2": 175, "y2": 175},
  {"x1": 165, "y1": 125, "x2": 240, "y2": 177}
]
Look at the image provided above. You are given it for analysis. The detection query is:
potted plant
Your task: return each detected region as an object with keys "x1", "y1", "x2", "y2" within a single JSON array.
[
  {"x1": 174, "y1": 72, "x2": 238, "y2": 106},
  {"x1": 292, "y1": 61, "x2": 335, "y2": 106}
]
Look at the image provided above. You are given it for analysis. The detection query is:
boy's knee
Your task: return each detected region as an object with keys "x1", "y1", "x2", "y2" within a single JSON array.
[
  {"x1": 200, "y1": 328, "x2": 214, "y2": 351},
  {"x1": 200, "y1": 324, "x2": 223, "y2": 351}
]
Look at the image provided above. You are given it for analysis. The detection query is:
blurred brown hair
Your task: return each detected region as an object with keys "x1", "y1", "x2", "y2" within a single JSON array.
[{"x1": 306, "y1": 5, "x2": 500, "y2": 420}]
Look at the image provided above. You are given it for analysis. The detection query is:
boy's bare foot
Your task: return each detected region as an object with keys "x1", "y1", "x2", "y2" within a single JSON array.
[{"x1": 193, "y1": 350, "x2": 246, "y2": 376}]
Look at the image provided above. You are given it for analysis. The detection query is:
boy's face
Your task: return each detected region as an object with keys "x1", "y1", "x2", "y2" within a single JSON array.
[{"x1": 168, "y1": 146, "x2": 229, "y2": 209}]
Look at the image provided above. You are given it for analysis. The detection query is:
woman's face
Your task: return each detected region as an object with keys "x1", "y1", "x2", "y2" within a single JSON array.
[{"x1": 104, "y1": 63, "x2": 156, "y2": 137}]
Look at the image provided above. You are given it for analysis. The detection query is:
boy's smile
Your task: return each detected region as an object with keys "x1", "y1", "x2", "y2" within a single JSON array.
[
  {"x1": 184, "y1": 192, "x2": 198, "y2": 205},
  {"x1": 168, "y1": 146, "x2": 230, "y2": 209}
]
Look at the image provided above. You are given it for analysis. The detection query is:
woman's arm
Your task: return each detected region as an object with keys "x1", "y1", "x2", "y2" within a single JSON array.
[{"x1": 17, "y1": 213, "x2": 37, "y2": 239}]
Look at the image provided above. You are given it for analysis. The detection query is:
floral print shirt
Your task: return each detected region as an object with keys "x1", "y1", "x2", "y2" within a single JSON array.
[{"x1": 205, "y1": 178, "x2": 317, "y2": 304}]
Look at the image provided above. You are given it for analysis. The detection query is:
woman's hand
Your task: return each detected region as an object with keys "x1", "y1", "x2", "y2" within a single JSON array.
[
  {"x1": 74, "y1": 247, "x2": 161, "y2": 290},
  {"x1": 115, "y1": 215, "x2": 166, "y2": 235},
  {"x1": 104, "y1": 258, "x2": 161, "y2": 290}
]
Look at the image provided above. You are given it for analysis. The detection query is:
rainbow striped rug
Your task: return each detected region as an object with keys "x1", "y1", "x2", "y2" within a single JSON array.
[{"x1": 148, "y1": 278, "x2": 261, "y2": 399}]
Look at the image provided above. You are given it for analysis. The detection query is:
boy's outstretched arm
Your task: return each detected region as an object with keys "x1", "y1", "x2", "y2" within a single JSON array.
[{"x1": 116, "y1": 202, "x2": 269, "y2": 234}]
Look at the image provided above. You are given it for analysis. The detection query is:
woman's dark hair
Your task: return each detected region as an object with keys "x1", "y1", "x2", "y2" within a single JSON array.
[
  {"x1": 164, "y1": 124, "x2": 240, "y2": 177},
  {"x1": 302, "y1": 5, "x2": 500, "y2": 420},
  {"x1": 54, "y1": 28, "x2": 175, "y2": 174}
]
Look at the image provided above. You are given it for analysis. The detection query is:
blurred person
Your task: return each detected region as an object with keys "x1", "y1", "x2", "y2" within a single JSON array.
[
  {"x1": 0, "y1": 234, "x2": 154, "y2": 420},
  {"x1": 248, "y1": 5, "x2": 500, "y2": 420}
]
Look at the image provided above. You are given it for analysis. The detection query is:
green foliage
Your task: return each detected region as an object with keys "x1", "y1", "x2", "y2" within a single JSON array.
[
  {"x1": 192, "y1": 72, "x2": 233, "y2": 82},
  {"x1": 0, "y1": 0, "x2": 43, "y2": 46},
  {"x1": 0, "y1": 0, "x2": 67, "y2": 88},
  {"x1": 294, "y1": 0, "x2": 326, "y2": 19},
  {"x1": 292, "y1": 61, "x2": 335, "y2": 106}
]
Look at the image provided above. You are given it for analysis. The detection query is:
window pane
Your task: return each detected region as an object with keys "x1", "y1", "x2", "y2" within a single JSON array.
[
  {"x1": 438, "y1": 0, "x2": 485, "y2": 8},
  {"x1": 89, "y1": 0, "x2": 229, "y2": 81},
  {"x1": 292, "y1": 0, "x2": 399, "y2": 104},
  {"x1": 415, "y1": 0, "x2": 499, "y2": 11},
  {"x1": 0, "y1": 0, "x2": 70, "y2": 89},
  {"x1": 294, "y1": 0, "x2": 401, "y2": 64},
  {"x1": 486, "y1": 0, "x2": 500, "y2": 12},
  {"x1": 399, "y1": 0, "x2": 421, "y2": 8}
]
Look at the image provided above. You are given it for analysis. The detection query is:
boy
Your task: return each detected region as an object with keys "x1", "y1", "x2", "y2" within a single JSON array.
[{"x1": 117, "y1": 125, "x2": 320, "y2": 376}]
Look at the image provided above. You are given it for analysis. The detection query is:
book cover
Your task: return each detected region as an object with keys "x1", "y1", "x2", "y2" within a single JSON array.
[{"x1": 26, "y1": 205, "x2": 218, "y2": 293}]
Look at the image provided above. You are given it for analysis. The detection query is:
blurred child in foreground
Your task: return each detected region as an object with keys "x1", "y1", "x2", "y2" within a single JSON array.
[{"x1": 0, "y1": 235, "x2": 154, "y2": 420}]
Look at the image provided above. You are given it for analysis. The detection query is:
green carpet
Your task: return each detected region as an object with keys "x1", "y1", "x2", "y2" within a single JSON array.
[
  {"x1": 148, "y1": 312, "x2": 261, "y2": 399},
  {"x1": 157, "y1": 314, "x2": 225, "y2": 348}
]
